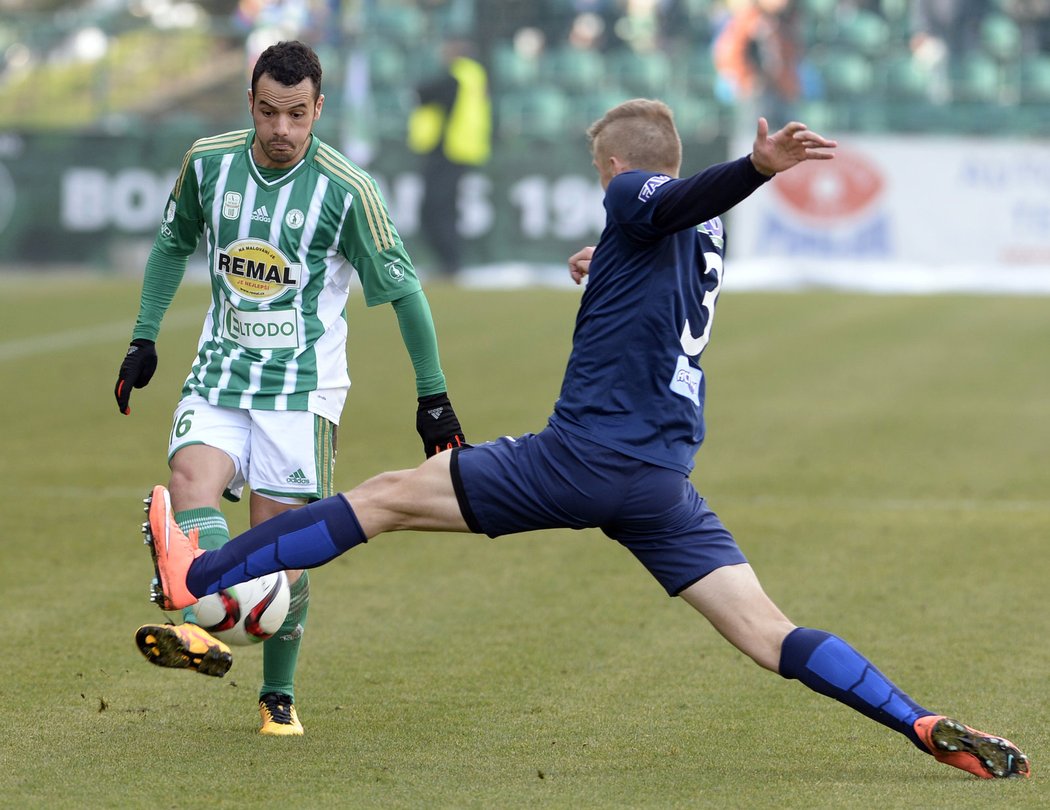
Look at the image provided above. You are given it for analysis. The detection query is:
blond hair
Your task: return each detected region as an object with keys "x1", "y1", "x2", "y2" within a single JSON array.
[{"x1": 587, "y1": 98, "x2": 682, "y2": 176}]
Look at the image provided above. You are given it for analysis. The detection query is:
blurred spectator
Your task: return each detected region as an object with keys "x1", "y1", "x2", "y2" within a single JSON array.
[
  {"x1": 613, "y1": 0, "x2": 665, "y2": 53},
  {"x1": 233, "y1": 0, "x2": 313, "y2": 77},
  {"x1": 713, "y1": 0, "x2": 802, "y2": 129},
  {"x1": 408, "y1": 39, "x2": 492, "y2": 279},
  {"x1": 1000, "y1": 0, "x2": 1050, "y2": 53},
  {"x1": 908, "y1": 0, "x2": 990, "y2": 104},
  {"x1": 513, "y1": 25, "x2": 547, "y2": 61},
  {"x1": 569, "y1": 11, "x2": 606, "y2": 51},
  {"x1": 910, "y1": 0, "x2": 989, "y2": 56}
]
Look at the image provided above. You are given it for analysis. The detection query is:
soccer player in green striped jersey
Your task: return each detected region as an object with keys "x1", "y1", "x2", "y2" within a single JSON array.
[{"x1": 115, "y1": 40, "x2": 467, "y2": 735}]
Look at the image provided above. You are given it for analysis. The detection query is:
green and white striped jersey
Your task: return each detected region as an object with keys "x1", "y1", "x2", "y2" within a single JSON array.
[{"x1": 158, "y1": 129, "x2": 421, "y2": 424}]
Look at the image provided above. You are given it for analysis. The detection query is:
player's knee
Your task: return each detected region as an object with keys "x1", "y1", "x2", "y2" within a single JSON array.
[
  {"x1": 168, "y1": 465, "x2": 212, "y2": 504},
  {"x1": 349, "y1": 469, "x2": 414, "y2": 525},
  {"x1": 169, "y1": 445, "x2": 234, "y2": 504}
]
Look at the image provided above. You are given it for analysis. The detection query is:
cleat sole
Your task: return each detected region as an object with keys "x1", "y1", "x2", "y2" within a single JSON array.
[
  {"x1": 927, "y1": 717, "x2": 1031, "y2": 779},
  {"x1": 135, "y1": 625, "x2": 232, "y2": 678}
]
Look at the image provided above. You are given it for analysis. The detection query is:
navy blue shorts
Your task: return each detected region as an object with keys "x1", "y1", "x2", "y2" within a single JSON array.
[{"x1": 450, "y1": 425, "x2": 747, "y2": 596}]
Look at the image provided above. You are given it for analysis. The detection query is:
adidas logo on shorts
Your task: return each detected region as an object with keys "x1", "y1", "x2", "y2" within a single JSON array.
[{"x1": 286, "y1": 468, "x2": 311, "y2": 484}]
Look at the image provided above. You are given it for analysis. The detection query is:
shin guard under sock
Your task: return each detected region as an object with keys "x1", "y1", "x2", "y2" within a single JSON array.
[
  {"x1": 187, "y1": 495, "x2": 365, "y2": 598},
  {"x1": 779, "y1": 627, "x2": 933, "y2": 751}
]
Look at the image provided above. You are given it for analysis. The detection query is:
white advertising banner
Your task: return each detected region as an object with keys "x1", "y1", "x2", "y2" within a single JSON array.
[{"x1": 727, "y1": 135, "x2": 1050, "y2": 294}]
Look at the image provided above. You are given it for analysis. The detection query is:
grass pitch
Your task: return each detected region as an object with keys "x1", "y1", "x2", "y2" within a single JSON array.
[{"x1": 1, "y1": 276, "x2": 1047, "y2": 808}]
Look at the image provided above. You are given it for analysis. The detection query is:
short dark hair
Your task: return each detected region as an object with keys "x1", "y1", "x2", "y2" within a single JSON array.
[{"x1": 251, "y1": 41, "x2": 322, "y2": 98}]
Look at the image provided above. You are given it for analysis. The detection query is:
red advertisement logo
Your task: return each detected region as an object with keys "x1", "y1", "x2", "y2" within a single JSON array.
[{"x1": 771, "y1": 150, "x2": 883, "y2": 220}]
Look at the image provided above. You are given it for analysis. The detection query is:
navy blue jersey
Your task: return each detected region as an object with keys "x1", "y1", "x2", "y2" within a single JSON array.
[{"x1": 550, "y1": 156, "x2": 770, "y2": 474}]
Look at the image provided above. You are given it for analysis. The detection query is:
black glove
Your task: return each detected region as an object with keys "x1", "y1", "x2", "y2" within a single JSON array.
[
  {"x1": 416, "y1": 392, "x2": 467, "y2": 457},
  {"x1": 114, "y1": 339, "x2": 158, "y2": 415}
]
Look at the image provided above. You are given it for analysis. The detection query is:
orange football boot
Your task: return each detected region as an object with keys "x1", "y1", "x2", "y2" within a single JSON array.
[
  {"x1": 142, "y1": 484, "x2": 204, "y2": 611},
  {"x1": 914, "y1": 715, "x2": 1030, "y2": 779}
]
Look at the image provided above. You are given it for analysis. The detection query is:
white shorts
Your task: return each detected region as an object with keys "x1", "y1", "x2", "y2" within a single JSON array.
[{"x1": 167, "y1": 394, "x2": 337, "y2": 502}]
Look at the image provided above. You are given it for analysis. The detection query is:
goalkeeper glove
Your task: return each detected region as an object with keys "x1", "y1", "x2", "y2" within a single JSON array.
[
  {"x1": 416, "y1": 392, "x2": 467, "y2": 457},
  {"x1": 114, "y1": 339, "x2": 158, "y2": 415}
]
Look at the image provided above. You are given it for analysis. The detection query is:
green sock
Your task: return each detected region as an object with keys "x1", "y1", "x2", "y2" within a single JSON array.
[
  {"x1": 176, "y1": 507, "x2": 230, "y2": 626},
  {"x1": 260, "y1": 570, "x2": 310, "y2": 701}
]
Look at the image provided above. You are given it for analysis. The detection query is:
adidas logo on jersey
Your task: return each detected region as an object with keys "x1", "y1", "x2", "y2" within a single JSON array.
[
  {"x1": 286, "y1": 468, "x2": 311, "y2": 484},
  {"x1": 251, "y1": 205, "x2": 272, "y2": 223}
]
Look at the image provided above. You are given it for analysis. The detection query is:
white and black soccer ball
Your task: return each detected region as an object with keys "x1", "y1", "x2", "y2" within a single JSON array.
[{"x1": 190, "y1": 571, "x2": 291, "y2": 646}]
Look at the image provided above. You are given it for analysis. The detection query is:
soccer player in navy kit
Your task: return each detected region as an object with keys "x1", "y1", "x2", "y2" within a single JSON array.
[{"x1": 140, "y1": 100, "x2": 1029, "y2": 779}]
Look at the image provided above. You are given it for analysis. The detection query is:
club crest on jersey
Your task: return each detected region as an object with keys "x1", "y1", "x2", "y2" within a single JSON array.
[
  {"x1": 222, "y1": 192, "x2": 242, "y2": 220},
  {"x1": 215, "y1": 238, "x2": 302, "y2": 302},
  {"x1": 385, "y1": 259, "x2": 406, "y2": 282},
  {"x1": 638, "y1": 174, "x2": 671, "y2": 202}
]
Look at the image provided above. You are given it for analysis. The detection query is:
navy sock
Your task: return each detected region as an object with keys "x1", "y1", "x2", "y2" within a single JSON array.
[
  {"x1": 186, "y1": 495, "x2": 366, "y2": 597},
  {"x1": 779, "y1": 627, "x2": 934, "y2": 752}
]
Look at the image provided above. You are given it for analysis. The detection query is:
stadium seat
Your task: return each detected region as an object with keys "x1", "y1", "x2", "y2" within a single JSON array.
[
  {"x1": 798, "y1": 0, "x2": 841, "y2": 45},
  {"x1": 799, "y1": 0, "x2": 839, "y2": 18},
  {"x1": 607, "y1": 48, "x2": 674, "y2": 96},
  {"x1": 950, "y1": 53, "x2": 1002, "y2": 104},
  {"x1": 430, "y1": 0, "x2": 474, "y2": 39},
  {"x1": 367, "y1": 43, "x2": 406, "y2": 88},
  {"x1": 371, "y1": 90, "x2": 413, "y2": 140},
  {"x1": 883, "y1": 98, "x2": 955, "y2": 133},
  {"x1": 492, "y1": 42, "x2": 539, "y2": 91},
  {"x1": 368, "y1": 5, "x2": 426, "y2": 46},
  {"x1": 540, "y1": 46, "x2": 606, "y2": 95},
  {"x1": 793, "y1": 99, "x2": 838, "y2": 133},
  {"x1": 1019, "y1": 53, "x2": 1050, "y2": 104},
  {"x1": 404, "y1": 47, "x2": 442, "y2": 84},
  {"x1": 663, "y1": 95, "x2": 724, "y2": 142},
  {"x1": 981, "y1": 13, "x2": 1022, "y2": 63},
  {"x1": 941, "y1": 53, "x2": 1010, "y2": 133},
  {"x1": 878, "y1": 0, "x2": 911, "y2": 37},
  {"x1": 684, "y1": 48, "x2": 717, "y2": 96},
  {"x1": 811, "y1": 49, "x2": 875, "y2": 100},
  {"x1": 498, "y1": 87, "x2": 571, "y2": 141},
  {"x1": 882, "y1": 53, "x2": 936, "y2": 103},
  {"x1": 832, "y1": 8, "x2": 891, "y2": 58},
  {"x1": 574, "y1": 89, "x2": 633, "y2": 131}
]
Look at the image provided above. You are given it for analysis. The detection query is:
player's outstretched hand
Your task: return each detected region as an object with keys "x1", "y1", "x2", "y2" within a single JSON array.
[
  {"x1": 568, "y1": 246, "x2": 595, "y2": 285},
  {"x1": 114, "y1": 339, "x2": 158, "y2": 415},
  {"x1": 750, "y1": 117, "x2": 837, "y2": 177},
  {"x1": 416, "y1": 392, "x2": 468, "y2": 457}
]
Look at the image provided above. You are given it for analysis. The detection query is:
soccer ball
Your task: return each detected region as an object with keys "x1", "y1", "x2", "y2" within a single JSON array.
[{"x1": 190, "y1": 571, "x2": 291, "y2": 646}]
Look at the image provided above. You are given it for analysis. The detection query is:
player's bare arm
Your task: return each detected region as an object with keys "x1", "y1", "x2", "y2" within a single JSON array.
[{"x1": 749, "y1": 117, "x2": 837, "y2": 177}]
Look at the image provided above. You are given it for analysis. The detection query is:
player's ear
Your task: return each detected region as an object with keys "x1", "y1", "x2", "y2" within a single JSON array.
[
  {"x1": 314, "y1": 93, "x2": 325, "y2": 120},
  {"x1": 247, "y1": 88, "x2": 254, "y2": 113}
]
